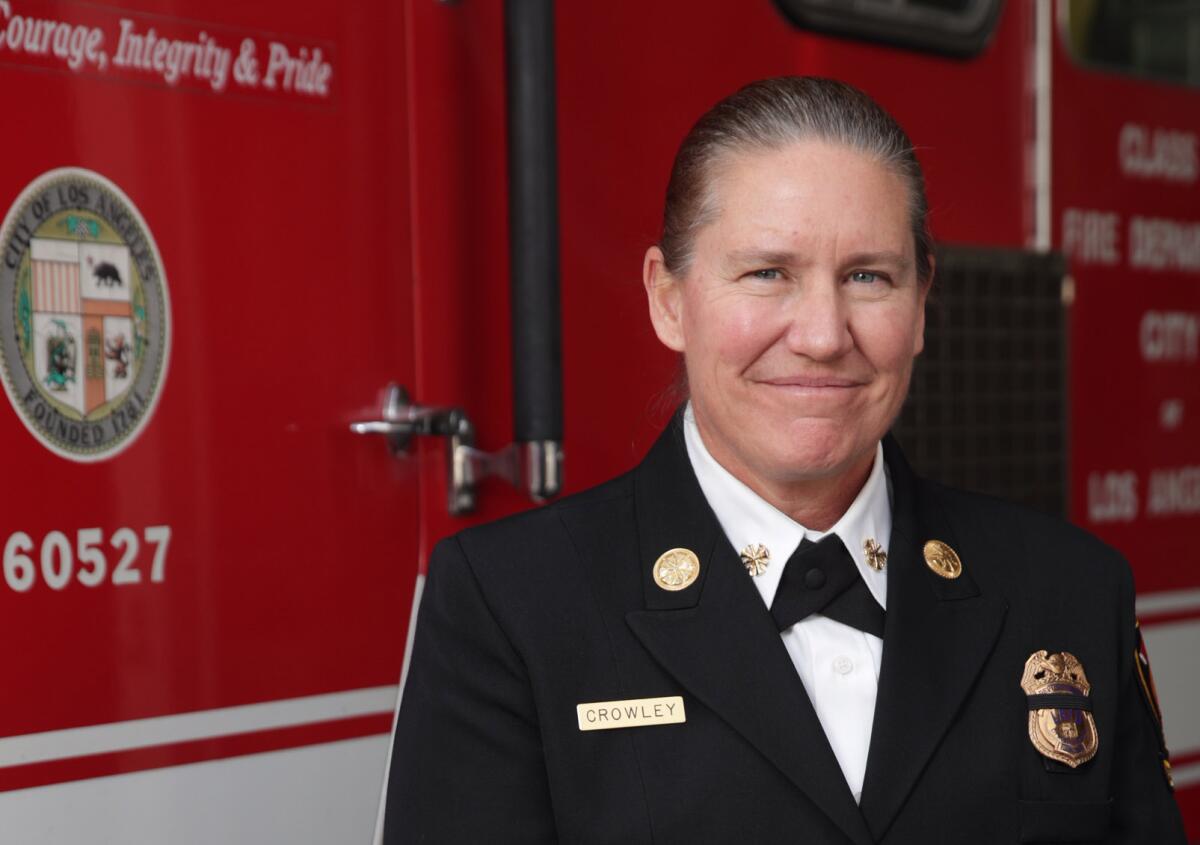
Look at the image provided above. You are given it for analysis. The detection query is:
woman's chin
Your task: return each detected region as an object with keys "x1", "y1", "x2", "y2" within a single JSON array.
[{"x1": 762, "y1": 421, "x2": 875, "y2": 482}]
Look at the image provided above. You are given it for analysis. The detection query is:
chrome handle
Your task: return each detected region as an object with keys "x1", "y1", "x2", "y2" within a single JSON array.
[
  {"x1": 348, "y1": 420, "x2": 412, "y2": 436},
  {"x1": 349, "y1": 384, "x2": 457, "y2": 455},
  {"x1": 351, "y1": 383, "x2": 561, "y2": 515},
  {"x1": 351, "y1": 384, "x2": 475, "y2": 513}
]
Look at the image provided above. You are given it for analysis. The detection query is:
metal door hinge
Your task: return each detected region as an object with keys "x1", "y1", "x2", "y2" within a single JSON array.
[{"x1": 351, "y1": 383, "x2": 562, "y2": 515}]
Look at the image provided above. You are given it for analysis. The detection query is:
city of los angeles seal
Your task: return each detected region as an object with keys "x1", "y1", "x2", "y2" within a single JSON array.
[{"x1": 0, "y1": 168, "x2": 171, "y2": 461}]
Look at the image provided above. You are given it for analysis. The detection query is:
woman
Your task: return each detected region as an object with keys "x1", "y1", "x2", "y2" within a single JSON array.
[{"x1": 384, "y1": 77, "x2": 1184, "y2": 844}]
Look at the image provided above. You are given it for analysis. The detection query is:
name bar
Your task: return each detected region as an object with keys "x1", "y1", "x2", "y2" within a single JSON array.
[{"x1": 576, "y1": 696, "x2": 685, "y2": 731}]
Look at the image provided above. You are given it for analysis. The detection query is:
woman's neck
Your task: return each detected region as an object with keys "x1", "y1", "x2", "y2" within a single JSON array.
[{"x1": 694, "y1": 418, "x2": 875, "y2": 532}]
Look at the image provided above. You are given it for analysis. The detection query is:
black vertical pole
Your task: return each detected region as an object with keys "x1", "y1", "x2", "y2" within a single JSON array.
[{"x1": 505, "y1": 0, "x2": 563, "y2": 448}]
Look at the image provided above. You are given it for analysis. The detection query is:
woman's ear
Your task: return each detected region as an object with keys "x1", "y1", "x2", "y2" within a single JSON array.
[
  {"x1": 913, "y1": 253, "x2": 934, "y2": 356},
  {"x1": 643, "y1": 246, "x2": 686, "y2": 352}
]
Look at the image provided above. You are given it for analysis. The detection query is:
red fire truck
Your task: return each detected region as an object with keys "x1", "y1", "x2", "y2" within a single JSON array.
[{"x1": 0, "y1": 0, "x2": 1196, "y2": 841}]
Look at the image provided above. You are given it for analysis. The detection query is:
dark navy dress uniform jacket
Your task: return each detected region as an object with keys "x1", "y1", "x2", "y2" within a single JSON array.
[{"x1": 384, "y1": 418, "x2": 1186, "y2": 844}]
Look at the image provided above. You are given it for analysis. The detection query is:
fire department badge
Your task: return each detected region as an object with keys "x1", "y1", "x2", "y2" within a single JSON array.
[
  {"x1": 1021, "y1": 650, "x2": 1099, "y2": 768},
  {"x1": 0, "y1": 169, "x2": 170, "y2": 461}
]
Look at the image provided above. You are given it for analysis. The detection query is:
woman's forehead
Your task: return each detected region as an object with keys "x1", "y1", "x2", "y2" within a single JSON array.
[
  {"x1": 714, "y1": 141, "x2": 908, "y2": 210},
  {"x1": 699, "y1": 141, "x2": 914, "y2": 257}
]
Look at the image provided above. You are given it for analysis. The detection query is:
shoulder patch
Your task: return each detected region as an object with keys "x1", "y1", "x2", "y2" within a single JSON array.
[{"x1": 1134, "y1": 619, "x2": 1175, "y2": 790}]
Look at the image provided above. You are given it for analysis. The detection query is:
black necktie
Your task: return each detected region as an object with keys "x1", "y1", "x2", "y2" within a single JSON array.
[{"x1": 769, "y1": 534, "x2": 886, "y2": 637}]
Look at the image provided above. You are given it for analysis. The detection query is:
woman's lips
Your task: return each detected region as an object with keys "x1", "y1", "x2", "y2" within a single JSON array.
[{"x1": 759, "y1": 376, "x2": 865, "y2": 388}]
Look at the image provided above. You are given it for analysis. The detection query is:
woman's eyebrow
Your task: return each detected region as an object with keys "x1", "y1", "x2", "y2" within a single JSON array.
[
  {"x1": 841, "y1": 250, "x2": 911, "y2": 270},
  {"x1": 723, "y1": 249, "x2": 801, "y2": 268}
]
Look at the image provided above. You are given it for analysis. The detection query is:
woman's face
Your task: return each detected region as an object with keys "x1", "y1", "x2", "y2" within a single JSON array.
[{"x1": 645, "y1": 140, "x2": 929, "y2": 489}]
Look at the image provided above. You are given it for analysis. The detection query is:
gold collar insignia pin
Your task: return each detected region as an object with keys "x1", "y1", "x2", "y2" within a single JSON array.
[
  {"x1": 923, "y1": 539, "x2": 962, "y2": 579},
  {"x1": 863, "y1": 538, "x2": 887, "y2": 571},
  {"x1": 740, "y1": 543, "x2": 770, "y2": 577},
  {"x1": 653, "y1": 548, "x2": 700, "y2": 591},
  {"x1": 1021, "y1": 650, "x2": 1099, "y2": 768}
]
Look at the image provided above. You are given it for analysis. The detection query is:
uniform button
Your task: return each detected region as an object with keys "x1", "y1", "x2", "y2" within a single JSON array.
[
  {"x1": 833, "y1": 655, "x2": 854, "y2": 675},
  {"x1": 804, "y1": 567, "x2": 826, "y2": 589}
]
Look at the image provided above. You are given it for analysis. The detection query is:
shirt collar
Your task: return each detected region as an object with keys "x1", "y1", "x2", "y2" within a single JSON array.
[{"x1": 682, "y1": 403, "x2": 890, "y2": 610}]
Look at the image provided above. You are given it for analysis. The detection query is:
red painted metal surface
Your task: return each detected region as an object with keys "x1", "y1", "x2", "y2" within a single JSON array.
[
  {"x1": 1053, "y1": 8, "x2": 1200, "y2": 592},
  {"x1": 0, "y1": 0, "x2": 417, "y2": 749}
]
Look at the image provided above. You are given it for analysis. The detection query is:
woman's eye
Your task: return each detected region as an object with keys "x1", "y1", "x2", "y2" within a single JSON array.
[{"x1": 748, "y1": 268, "x2": 782, "y2": 280}]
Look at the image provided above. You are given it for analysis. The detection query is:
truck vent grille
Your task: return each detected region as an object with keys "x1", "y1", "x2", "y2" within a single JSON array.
[{"x1": 891, "y1": 245, "x2": 1069, "y2": 518}]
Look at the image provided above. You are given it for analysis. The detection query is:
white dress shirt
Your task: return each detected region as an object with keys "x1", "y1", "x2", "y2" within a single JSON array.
[{"x1": 682, "y1": 404, "x2": 891, "y2": 803}]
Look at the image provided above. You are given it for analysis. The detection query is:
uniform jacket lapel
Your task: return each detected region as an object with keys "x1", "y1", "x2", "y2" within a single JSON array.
[
  {"x1": 857, "y1": 436, "x2": 1009, "y2": 840},
  {"x1": 624, "y1": 420, "x2": 874, "y2": 845}
]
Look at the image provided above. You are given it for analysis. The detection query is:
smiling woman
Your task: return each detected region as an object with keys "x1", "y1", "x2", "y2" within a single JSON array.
[
  {"x1": 383, "y1": 78, "x2": 1186, "y2": 844},
  {"x1": 644, "y1": 137, "x2": 928, "y2": 529}
]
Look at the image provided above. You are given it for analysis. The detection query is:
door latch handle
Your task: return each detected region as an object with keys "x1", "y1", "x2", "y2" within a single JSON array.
[
  {"x1": 351, "y1": 383, "x2": 562, "y2": 515},
  {"x1": 349, "y1": 384, "x2": 459, "y2": 454}
]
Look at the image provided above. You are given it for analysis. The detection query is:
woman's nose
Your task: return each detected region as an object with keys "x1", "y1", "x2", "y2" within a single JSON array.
[{"x1": 782, "y1": 281, "x2": 854, "y2": 361}]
